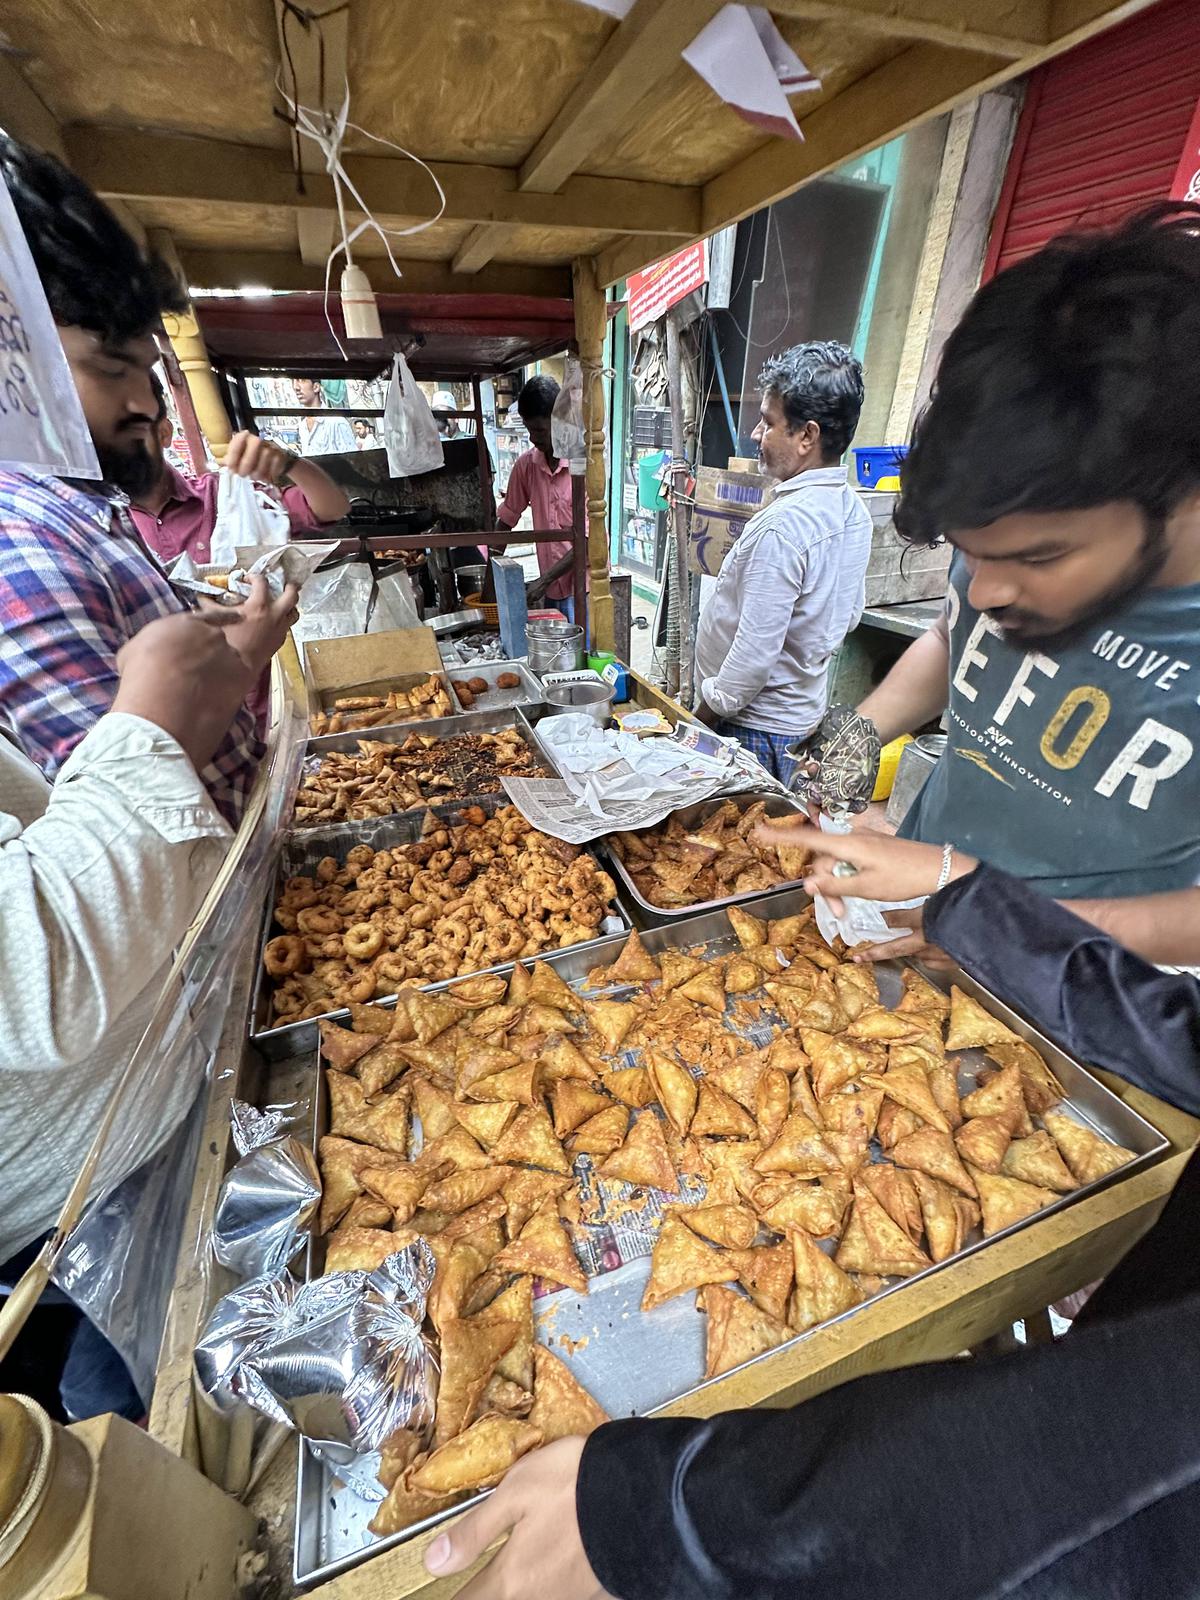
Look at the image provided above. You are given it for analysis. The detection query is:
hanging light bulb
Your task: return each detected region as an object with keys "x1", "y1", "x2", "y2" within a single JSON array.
[{"x1": 340, "y1": 261, "x2": 382, "y2": 339}]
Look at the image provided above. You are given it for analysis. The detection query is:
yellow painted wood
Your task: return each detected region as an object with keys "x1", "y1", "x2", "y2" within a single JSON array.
[{"x1": 572, "y1": 257, "x2": 614, "y2": 654}]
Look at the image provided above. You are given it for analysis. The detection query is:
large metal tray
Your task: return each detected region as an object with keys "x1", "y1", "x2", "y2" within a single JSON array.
[
  {"x1": 441, "y1": 659, "x2": 542, "y2": 712},
  {"x1": 310, "y1": 667, "x2": 460, "y2": 737},
  {"x1": 292, "y1": 887, "x2": 1169, "y2": 1587},
  {"x1": 601, "y1": 789, "x2": 807, "y2": 926},
  {"x1": 250, "y1": 794, "x2": 628, "y2": 1057}
]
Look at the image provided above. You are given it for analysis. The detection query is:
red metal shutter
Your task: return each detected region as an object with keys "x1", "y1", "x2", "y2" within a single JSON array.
[{"x1": 983, "y1": 0, "x2": 1200, "y2": 280}]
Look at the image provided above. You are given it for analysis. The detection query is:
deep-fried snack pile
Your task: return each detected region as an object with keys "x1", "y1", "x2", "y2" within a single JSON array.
[
  {"x1": 449, "y1": 672, "x2": 522, "y2": 708},
  {"x1": 311, "y1": 915, "x2": 1135, "y2": 1534},
  {"x1": 310, "y1": 675, "x2": 453, "y2": 736},
  {"x1": 263, "y1": 806, "x2": 617, "y2": 1022},
  {"x1": 609, "y1": 799, "x2": 812, "y2": 909},
  {"x1": 293, "y1": 728, "x2": 545, "y2": 827}
]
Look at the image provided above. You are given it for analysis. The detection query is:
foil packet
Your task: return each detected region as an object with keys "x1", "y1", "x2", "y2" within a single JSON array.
[
  {"x1": 195, "y1": 1240, "x2": 439, "y2": 1500},
  {"x1": 210, "y1": 1099, "x2": 321, "y2": 1279}
]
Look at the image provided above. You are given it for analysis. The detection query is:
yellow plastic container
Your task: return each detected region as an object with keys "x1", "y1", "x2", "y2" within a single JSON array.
[{"x1": 872, "y1": 733, "x2": 912, "y2": 800}]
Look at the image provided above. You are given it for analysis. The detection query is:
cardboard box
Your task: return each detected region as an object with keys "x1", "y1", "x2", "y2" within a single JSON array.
[
  {"x1": 303, "y1": 626, "x2": 445, "y2": 715},
  {"x1": 687, "y1": 465, "x2": 770, "y2": 576},
  {"x1": 860, "y1": 491, "x2": 952, "y2": 605}
]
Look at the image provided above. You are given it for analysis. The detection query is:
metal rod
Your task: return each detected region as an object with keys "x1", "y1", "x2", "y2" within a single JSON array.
[{"x1": 472, "y1": 376, "x2": 495, "y2": 532}]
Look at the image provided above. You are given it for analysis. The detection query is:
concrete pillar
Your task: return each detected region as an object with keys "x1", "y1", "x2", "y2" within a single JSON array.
[{"x1": 571, "y1": 257, "x2": 614, "y2": 653}]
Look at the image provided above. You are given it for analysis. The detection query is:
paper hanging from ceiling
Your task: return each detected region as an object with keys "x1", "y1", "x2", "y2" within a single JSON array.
[{"x1": 684, "y1": 6, "x2": 821, "y2": 141}]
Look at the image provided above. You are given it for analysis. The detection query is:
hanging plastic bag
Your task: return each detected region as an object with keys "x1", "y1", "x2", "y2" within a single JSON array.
[
  {"x1": 552, "y1": 355, "x2": 586, "y2": 475},
  {"x1": 383, "y1": 353, "x2": 444, "y2": 478},
  {"x1": 209, "y1": 468, "x2": 291, "y2": 567}
]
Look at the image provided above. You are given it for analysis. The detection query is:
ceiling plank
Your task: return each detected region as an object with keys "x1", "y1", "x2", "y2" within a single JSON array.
[
  {"x1": 453, "y1": 224, "x2": 509, "y2": 274},
  {"x1": 64, "y1": 126, "x2": 700, "y2": 239},
  {"x1": 594, "y1": 232, "x2": 692, "y2": 290},
  {"x1": 768, "y1": 0, "x2": 1049, "y2": 56},
  {"x1": 518, "y1": 0, "x2": 726, "y2": 195},
  {"x1": 273, "y1": 0, "x2": 347, "y2": 270},
  {"x1": 177, "y1": 248, "x2": 571, "y2": 299},
  {"x1": 0, "y1": 55, "x2": 68, "y2": 159}
]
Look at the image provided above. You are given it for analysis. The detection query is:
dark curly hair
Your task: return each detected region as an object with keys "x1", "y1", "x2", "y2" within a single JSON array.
[
  {"x1": 895, "y1": 201, "x2": 1200, "y2": 547},
  {"x1": 758, "y1": 341, "x2": 865, "y2": 459},
  {"x1": 0, "y1": 137, "x2": 185, "y2": 344},
  {"x1": 516, "y1": 374, "x2": 560, "y2": 420}
]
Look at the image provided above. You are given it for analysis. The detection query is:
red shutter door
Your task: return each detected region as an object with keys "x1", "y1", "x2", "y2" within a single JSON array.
[{"x1": 984, "y1": 0, "x2": 1200, "y2": 280}]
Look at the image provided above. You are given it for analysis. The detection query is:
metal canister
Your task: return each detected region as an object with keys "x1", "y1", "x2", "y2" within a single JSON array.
[
  {"x1": 0, "y1": 1394, "x2": 93, "y2": 1594},
  {"x1": 528, "y1": 621, "x2": 584, "y2": 674},
  {"x1": 884, "y1": 732, "x2": 947, "y2": 827}
]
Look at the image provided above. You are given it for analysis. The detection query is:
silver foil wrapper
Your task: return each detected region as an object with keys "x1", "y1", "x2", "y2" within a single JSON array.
[
  {"x1": 194, "y1": 1240, "x2": 438, "y2": 1501},
  {"x1": 212, "y1": 1101, "x2": 321, "y2": 1278}
]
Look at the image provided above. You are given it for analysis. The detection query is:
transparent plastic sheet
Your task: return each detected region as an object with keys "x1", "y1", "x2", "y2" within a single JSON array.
[
  {"x1": 48, "y1": 665, "x2": 310, "y2": 1404},
  {"x1": 551, "y1": 354, "x2": 586, "y2": 473},
  {"x1": 383, "y1": 352, "x2": 444, "y2": 478}
]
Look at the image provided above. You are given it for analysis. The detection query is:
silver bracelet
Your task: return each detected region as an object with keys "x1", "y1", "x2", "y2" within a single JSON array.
[{"x1": 935, "y1": 841, "x2": 955, "y2": 893}]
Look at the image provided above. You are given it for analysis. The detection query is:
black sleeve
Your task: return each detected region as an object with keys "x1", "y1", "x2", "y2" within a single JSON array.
[
  {"x1": 577, "y1": 1290, "x2": 1200, "y2": 1600},
  {"x1": 922, "y1": 862, "x2": 1200, "y2": 1115}
]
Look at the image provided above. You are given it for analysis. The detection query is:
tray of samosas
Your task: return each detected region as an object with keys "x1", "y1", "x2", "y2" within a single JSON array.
[
  {"x1": 293, "y1": 894, "x2": 1165, "y2": 1584},
  {"x1": 309, "y1": 672, "x2": 456, "y2": 736},
  {"x1": 605, "y1": 793, "x2": 811, "y2": 921},
  {"x1": 252, "y1": 798, "x2": 627, "y2": 1053},
  {"x1": 294, "y1": 710, "x2": 549, "y2": 829}
]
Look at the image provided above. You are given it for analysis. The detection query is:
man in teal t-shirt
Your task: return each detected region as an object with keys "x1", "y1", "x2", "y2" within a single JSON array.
[{"x1": 843, "y1": 204, "x2": 1200, "y2": 969}]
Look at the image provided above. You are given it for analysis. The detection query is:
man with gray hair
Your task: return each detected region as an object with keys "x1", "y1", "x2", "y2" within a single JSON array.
[{"x1": 694, "y1": 341, "x2": 871, "y2": 782}]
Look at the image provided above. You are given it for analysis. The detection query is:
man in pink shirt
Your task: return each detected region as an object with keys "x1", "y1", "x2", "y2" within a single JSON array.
[
  {"x1": 128, "y1": 380, "x2": 350, "y2": 564},
  {"x1": 495, "y1": 375, "x2": 586, "y2": 621}
]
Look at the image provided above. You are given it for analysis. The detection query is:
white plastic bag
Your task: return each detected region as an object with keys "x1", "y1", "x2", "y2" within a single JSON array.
[
  {"x1": 383, "y1": 353, "x2": 444, "y2": 477},
  {"x1": 812, "y1": 814, "x2": 927, "y2": 948},
  {"x1": 209, "y1": 468, "x2": 291, "y2": 566},
  {"x1": 551, "y1": 355, "x2": 586, "y2": 474}
]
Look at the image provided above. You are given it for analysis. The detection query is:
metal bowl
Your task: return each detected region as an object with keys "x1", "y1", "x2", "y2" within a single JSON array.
[{"x1": 543, "y1": 679, "x2": 614, "y2": 724}]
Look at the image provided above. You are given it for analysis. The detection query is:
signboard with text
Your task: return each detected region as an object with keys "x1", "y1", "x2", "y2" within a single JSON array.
[
  {"x1": 1171, "y1": 94, "x2": 1200, "y2": 201},
  {"x1": 0, "y1": 174, "x2": 99, "y2": 477},
  {"x1": 627, "y1": 242, "x2": 708, "y2": 332}
]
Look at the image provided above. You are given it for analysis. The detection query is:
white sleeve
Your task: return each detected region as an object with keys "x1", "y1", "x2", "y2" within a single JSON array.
[
  {"x1": 701, "y1": 524, "x2": 808, "y2": 719},
  {"x1": 0, "y1": 712, "x2": 231, "y2": 1071}
]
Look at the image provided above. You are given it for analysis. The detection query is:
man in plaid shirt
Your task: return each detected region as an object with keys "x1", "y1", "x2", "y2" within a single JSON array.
[{"x1": 0, "y1": 139, "x2": 285, "y2": 827}]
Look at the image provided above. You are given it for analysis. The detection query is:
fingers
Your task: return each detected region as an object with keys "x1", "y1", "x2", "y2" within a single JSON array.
[
  {"x1": 224, "y1": 432, "x2": 249, "y2": 473},
  {"x1": 853, "y1": 930, "x2": 928, "y2": 963},
  {"x1": 424, "y1": 1483, "x2": 519, "y2": 1578}
]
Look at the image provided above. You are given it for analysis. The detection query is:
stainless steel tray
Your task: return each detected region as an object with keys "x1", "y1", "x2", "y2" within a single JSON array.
[
  {"x1": 601, "y1": 790, "x2": 807, "y2": 926},
  {"x1": 250, "y1": 794, "x2": 628, "y2": 1057},
  {"x1": 292, "y1": 887, "x2": 1170, "y2": 1587},
  {"x1": 441, "y1": 659, "x2": 542, "y2": 712},
  {"x1": 310, "y1": 667, "x2": 459, "y2": 737}
]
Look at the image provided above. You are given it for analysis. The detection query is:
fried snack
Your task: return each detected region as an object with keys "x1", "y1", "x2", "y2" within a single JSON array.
[
  {"x1": 422, "y1": 1168, "x2": 513, "y2": 1215},
  {"x1": 821, "y1": 1085, "x2": 883, "y2": 1140},
  {"x1": 707, "y1": 1050, "x2": 767, "y2": 1113},
  {"x1": 1042, "y1": 1111, "x2": 1135, "y2": 1184},
  {"x1": 789, "y1": 1228, "x2": 859, "y2": 1332},
  {"x1": 408, "y1": 1416, "x2": 543, "y2": 1496},
  {"x1": 501, "y1": 1171, "x2": 573, "y2": 1239},
  {"x1": 954, "y1": 1114, "x2": 1014, "y2": 1175},
  {"x1": 648, "y1": 1051, "x2": 699, "y2": 1135},
  {"x1": 1000, "y1": 1131, "x2": 1078, "y2": 1192},
  {"x1": 834, "y1": 1185, "x2": 931, "y2": 1278},
  {"x1": 756, "y1": 1179, "x2": 847, "y2": 1240},
  {"x1": 318, "y1": 1137, "x2": 407, "y2": 1233},
  {"x1": 910, "y1": 1172, "x2": 978, "y2": 1262},
  {"x1": 599, "y1": 1110, "x2": 679, "y2": 1193},
  {"x1": 724, "y1": 1238, "x2": 794, "y2": 1321},
  {"x1": 362, "y1": 1161, "x2": 438, "y2": 1226},
  {"x1": 863, "y1": 1064, "x2": 951, "y2": 1135},
  {"x1": 527, "y1": 1345, "x2": 609, "y2": 1442},
  {"x1": 325, "y1": 1226, "x2": 409, "y2": 1274},
  {"x1": 263, "y1": 807, "x2": 616, "y2": 1021},
  {"x1": 567, "y1": 1104, "x2": 629, "y2": 1156},
  {"x1": 307, "y1": 675, "x2": 453, "y2": 739},
  {"x1": 755, "y1": 1067, "x2": 791, "y2": 1147},
  {"x1": 701, "y1": 1284, "x2": 791, "y2": 1378},
  {"x1": 489, "y1": 1106, "x2": 572, "y2": 1175},
  {"x1": 453, "y1": 1100, "x2": 519, "y2": 1149},
  {"x1": 847, "y1": 1009, "x2": 930, "y2": 1043},
  {"x1": 609, "y1": 805, "x2": 804, "y2": 911},
  {"x1": 961, "y1": 1060, "x2": 1034, "y2": 1137},
  {"x1": 550, "y1": 1080, "x2": 612, "y2": 1138},
  {"x1": 891, "y1": 1126, "x2": 978, "y2": 1198},
  {"x1": 469, "y1": 1275, "x2": 535, "y2": 1388},
  {"x1": 754, "y1": 1112, "x2": 842, "y2": 1177},
  {"x1": 857, "y1": 1164, "x2": 923, "y2": 1244},
  {"x1": 369, "y1": 1472, "x2": 461, "y2": 1538},
  {"x1": 434, "y1": 1315, "x2": 519, "y2": 1445},
  {"x1": 897, "y1": 967, "x2": 950, "y2": 1020},
  {"x1": 320, "y1": 1019, "x2": 380, "y2": 1071},
  {"x1": 606, "y1": 927, "x2": 660, "y2": 983},
  {"x1": 945, "y1": 984, "x2": 1019, "y2": 1050},
  {"x1": 493, "y1": 1203, "x2": 588, "y2": 1293},
  {"x1": 677, "y1": 968, "x2": 728, "y2": 1012},
  {"x1": 540, "y1": 1037, "x2": 598, "y2": 1084},
  {"x1": 968, "y1": 1166, "x2": 1058, "y2": 1236},
  {"x1": 641, "y1": 1215, "x2": 739, "y2": 1311},
  {"x1": 692, "y1": 1082, "x2": 758, "y2": 1139},
  {"x1": 678, "y1": 1202, "x2": 758, "y2": 1251},
  {"x1": 604, "y1": 1066, "x2": 655, "y2": 1107},
  {"x1": 658, "y1": 950, "x2": 706, "y2": 992},
  {"x1": 927, "y1": 1062, "x2": 963, "y2": 1130},
  {"x1": 986, "y1": 1039, "x2": 1064, "y2": 1115}
]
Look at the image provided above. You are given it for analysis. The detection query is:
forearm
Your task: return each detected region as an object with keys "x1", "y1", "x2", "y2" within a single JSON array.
[
  {"x1": 858, "y1": 618, "x2": 950, "y2": 743},
  {"x1": 284, "y1": 459, "x2": 350, "y2": 523},
  {"x1": 1061, "y1": 886, "x2": 1200, "y2": 968},
  {"x1": 0, "y1": 712, "x2": 229, "y2": 1068},
  {"x1": 579, "y1": 1293, "x2": 1200, "y2": 1600},
  {"x1": 926, "y1": 864, "x2": 1200, "y2": 1113}
]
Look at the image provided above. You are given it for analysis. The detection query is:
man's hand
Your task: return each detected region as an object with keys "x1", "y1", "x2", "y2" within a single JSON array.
[
  {"x1": 225, "y1": 429, "x2": 293, "y2": 485},
  {"x1": 112, "y1": 610, "x2": 254, "y2": 773},
  {"x1": 694, "y1": 699, "x2": 719, "y2": 728},
  {"x1": 422, "y1": 1438, "x2": 612, "y2": 1600},
  {"x1": 223, "y1": 575, "x2": 300, "y2": 674}
]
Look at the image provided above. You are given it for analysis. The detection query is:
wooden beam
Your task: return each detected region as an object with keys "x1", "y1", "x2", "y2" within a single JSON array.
[
  {"x1": 519, "y1": 0, "x2": 725, "y2": 195},
  {"x1": 273, "y1": 0, "x2": 346, "y2": 270},
  {"x1": 702, "y1": 42, "x2": 1009, "y2": 234},
  {"x1": 177, "y1": 248, "x2": 571, "y2": 299},
  {"x1": 0, "y1": 55, "x2": 68, "y2": 159},
  {"x1": 769, "y1": 0, "x2": 1049, "y2": 57},
  {"x1": 63, "y1": 126, "x2": 700, "y2": 240},
  {"x1": 1048, "y1": 0, "x2": 1162, "y2": 43},
  {"x1": 594, "y1": 232, "x2": 688, "y2": 290},
  {"x1": 452, "y1": 223, "x2": 509, "y2": 275}
]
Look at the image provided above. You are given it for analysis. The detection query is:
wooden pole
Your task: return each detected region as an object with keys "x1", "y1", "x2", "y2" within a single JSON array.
[
  {"x1": 571, "y1": 474, "x2": 588, "y2": 633},
  {"x1": 147, "y1": 228, "x2": 234, "y2": 462},
  {"x1": 571, "y1": 257, "x2": 614, "y2": 652},
  {"x1": 472, "y1": 376, "x2": 495, "y2": 531}
]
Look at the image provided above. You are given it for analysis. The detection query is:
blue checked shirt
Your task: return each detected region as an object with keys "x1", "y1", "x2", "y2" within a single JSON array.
[{"x1": 0, "y1": 471, "x2": 263, "y2": 826}]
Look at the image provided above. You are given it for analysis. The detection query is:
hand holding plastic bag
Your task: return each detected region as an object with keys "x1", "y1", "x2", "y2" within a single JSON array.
[
  {"x1": 383, "y1": 353, "x2": 444, "y2": 477},
  {"x1": 209, "y1": 468, "x2": 291, "y2": 566}
]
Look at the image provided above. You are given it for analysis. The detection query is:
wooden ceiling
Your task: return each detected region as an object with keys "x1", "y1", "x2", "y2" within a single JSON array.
[{"x1": 0, "y1": 0, "x2": 1164, "y2": 300}]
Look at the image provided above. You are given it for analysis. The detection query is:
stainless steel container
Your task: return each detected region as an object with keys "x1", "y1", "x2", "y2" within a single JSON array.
[
  {"x1": 527, "y1": 620, "x2": 584, "y2": 673},
  {"x1": 885, "y1": 732, "x2": 947, "y2": 827},
  {"x1": 543, "y1": 679, "x2": 614, "y2": 725},
  {"x1": 455, "y1": 563, "x2": 487, "y2": 604}
]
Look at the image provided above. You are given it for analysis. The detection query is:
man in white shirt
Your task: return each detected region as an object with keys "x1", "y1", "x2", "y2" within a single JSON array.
[
  {"x1": 292, "y1": 377, "x2": 356, "y2": 456},
  {"x1": 694, "y1": 342, "x2": 872, "y2": 783}
]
